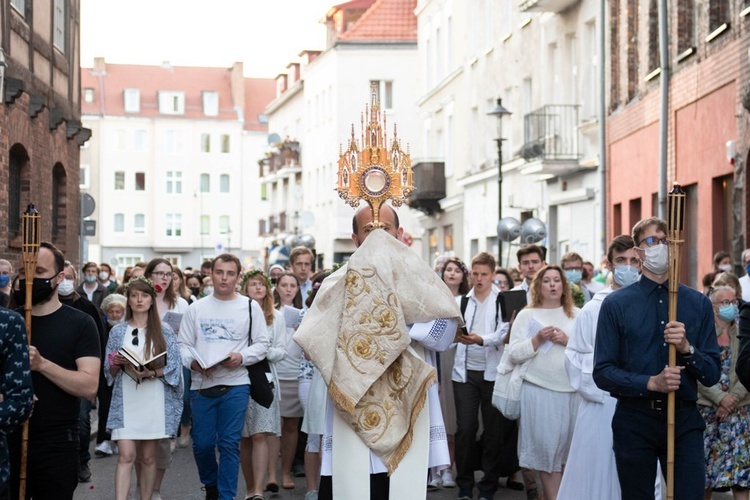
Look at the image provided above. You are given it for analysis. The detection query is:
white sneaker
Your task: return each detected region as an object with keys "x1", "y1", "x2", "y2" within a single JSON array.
[
  {"x1": 441, "y1": 469, "x2": 456, "y2": 488},
  {"x1": 151, "y1": 492, "x2": 162, "y2": 500},
  {"x1": 94, "y1": 441, "x2": 113, "y2": 456},
  {"x1": 427, "y1": 468, "x2": 442, "y2": 490},
  {"x1": 112, "y1": 442, "x2": 119, "y2": 455}
]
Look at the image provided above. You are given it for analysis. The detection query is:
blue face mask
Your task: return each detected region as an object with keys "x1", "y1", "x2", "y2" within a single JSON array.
[
  {"x1": 718, "y1": 304, "x2": 738, "y2": 322},
  {"x1": 746, "y1": 264, "x2": 750, "y2": 276},
  {"x1": 0, "y1": 275, "x2": 10, "y2": 287},
  {"x1": 565, "y1": 269, "x2": 582, "y2": 284},
  {"x1": 614, "y1": 265, "x2": 639, "y2": 287}
]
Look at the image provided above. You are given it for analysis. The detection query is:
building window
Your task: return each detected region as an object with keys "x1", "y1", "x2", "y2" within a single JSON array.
[
  {"x1": 166, "y1": 214, "x2": 182, "y2": 237},
  {"x1": 135, "y1": 172, "x2": 145, "y2": 191},
  {"x1": 626, "y1": 0, "x2": 639, "y2": 101},
  {"x1": 79, "y1": 164, "x2": 90, "y2": 189},
  {"x1": 443, "y1": 225, "x2": 454, "y2": 252},
  {"x1": 53, "y1": 0, "x2": 66, "y2": 51},
  {"x1": 166, "y1": 171, "x2": 182, "y2": 194},
  {"x1": 114, "y1": 171, "x2": 125, "y2": 190},
  {"x1": 158, "y1": 91, "x2": 185, "y2": 114},
  {"x1": 134, "y1": 130, "x2": 147, "y2": 151},
  {"x1": 134, "y1": 214, "x2": 145, "y2": 234},
  {"x1": 219, "y1": 174, "x2": 230, "y2": 193},
  {"x1": 219, "y1": 215, "x2": 230, "y2": 234},
  {"x1": 677, "y1": 0, "x2": 695, "y2": 53},
  {"x1": 427, "y1": 228, "x2": 439, "y2": 257},
  {"x1": 114, "y1": 213, "x2": 125, "y2": 232},
  {"x1": 221, "y1": 134, "x2": 230, "y2": 153},
  {"x1": 50, "y1": 164, "x2": 66, "y2": 241},
  {"x1": 203, "y1": 91, "x2": 219, "y2": 116},
  {"x1": 709, "y1": 0, "x2": 730, "y2": 32},
  {"x1": 648, "y1": 0, "x2": 660, "y2": 70},
  {"x1": 124, "y1": 89, "x2": 140, "y2": 113},
  {"x1": 115, "y1": 254, "x2": 143, "y2": 278},
  {"x1": 201, "y1": 134, "x2": 211, "y2": 153},
  {"x1": 610, "y1": 0, "x2": 621, "y2": 110},
  {"x1": 370, "y1": 80, "x2": 393, "y2": 110},
  {"x1": 200, "y1": 174, "x2": 210, "y2": 193},
  {"x1": 83, "y1": 88, "x2": 95, "y2": 103},
  {"x1": 200, "y1": 215, "x2": 210, "y2": 235},
  {"x1": 10, "y1": 0, "x2": 25, "y2": 16}
]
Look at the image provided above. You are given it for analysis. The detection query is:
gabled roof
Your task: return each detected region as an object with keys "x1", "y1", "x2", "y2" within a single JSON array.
[
  {"x1": 337, "y1": 0, "x2": 417, "y2": 42},
  {"x1": 81, "y1": 61, "x2": 274, "y2": 131}
]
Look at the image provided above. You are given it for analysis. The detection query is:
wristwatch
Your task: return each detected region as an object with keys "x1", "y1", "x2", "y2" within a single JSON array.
[{"x1": 683, "y1": 344, "x2": 695, "y2": 357}]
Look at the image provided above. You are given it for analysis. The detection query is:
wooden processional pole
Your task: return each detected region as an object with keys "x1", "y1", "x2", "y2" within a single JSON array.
[
  {"x1": 666, "y1": 183, "x2": 685, "y2": 500},
  {"x1": 19, "y1": 204, "x2": 40, "y2": 500}
]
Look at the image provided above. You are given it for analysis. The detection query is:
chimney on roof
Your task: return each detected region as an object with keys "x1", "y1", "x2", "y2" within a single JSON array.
[{"x1": 93, "y1": 57, "x2": 106, "y2": 75}]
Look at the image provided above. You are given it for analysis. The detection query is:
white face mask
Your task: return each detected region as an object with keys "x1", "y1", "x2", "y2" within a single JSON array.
[
  {"x1": 718, "y1": 264, "x2": 732, "y2": 273},
  {"x1": 203, "y1": 286, "x2": 214, "y2": 296},
  {"x1": 642, "y1": 244, "x2": 669, "y2": 275},
  {"x1": 57, "y1": 279, "x2": 75, "y2": 296},
  {"x1": 99, "y1": 271, "x2": 109, "y2": 281}
]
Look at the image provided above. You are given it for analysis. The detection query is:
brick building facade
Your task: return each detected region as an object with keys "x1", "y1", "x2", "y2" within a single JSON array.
[
  {"x1": 607, "y1": 0, "x2": 750, "y2": 286},
  {"x1": 1, "y1": 0, "x2": 88, "y2": 268}
]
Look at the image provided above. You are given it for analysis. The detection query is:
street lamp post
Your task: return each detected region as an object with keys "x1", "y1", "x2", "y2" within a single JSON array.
[{"x1": 487, "y1": 98, "x2": 512, "y2": 264}]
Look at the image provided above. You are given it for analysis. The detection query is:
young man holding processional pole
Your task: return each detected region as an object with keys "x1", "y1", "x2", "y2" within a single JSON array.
[{"x1": 594, "y1": 205, "x2": 721, "y2": 499}]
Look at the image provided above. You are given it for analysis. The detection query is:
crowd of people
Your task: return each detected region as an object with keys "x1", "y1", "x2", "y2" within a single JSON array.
[{"x1": 5, "y1": 212, "x2": 750, "y2": 500}]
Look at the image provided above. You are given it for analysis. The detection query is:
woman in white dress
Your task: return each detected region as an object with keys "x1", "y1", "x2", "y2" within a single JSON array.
[
  {"x1": 144, "y1": 258, "x2": 190, "y2": 497},
  {"x1": 269, "y1": 272, "x2": 304, "y2": 490},
  {"x1": 239, "y1": 270, "x2": 288, "y2": 500},
  {"x1": 508, "y1": 265, "x2": 580, "y2": 500},
  {"x1": 104, "y1": 276, "x2": 182, "y2": 500}
]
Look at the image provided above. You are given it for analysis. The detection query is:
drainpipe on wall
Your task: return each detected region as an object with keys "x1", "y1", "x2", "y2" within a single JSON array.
[{"x1": 657, "y1": 0, "x2": 670, "y2": 219}]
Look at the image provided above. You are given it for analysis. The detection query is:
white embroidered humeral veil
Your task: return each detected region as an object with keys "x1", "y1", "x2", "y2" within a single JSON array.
[{"x1": 294, "y1": 229, "x2": 461, "y2": 497}]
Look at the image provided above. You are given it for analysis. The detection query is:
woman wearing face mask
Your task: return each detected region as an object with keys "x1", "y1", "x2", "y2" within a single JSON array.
[
  {"x1": 697, "y1": 285, "x2": 750, "y2": 500},
  {"x1": 186, "y1": 273, "x2": 203, "y2": 302},
  {"x1": 714, "y1": 251, "x2": 734, "y2": 274},
  {"x1": 201, "y1": 276, "x2": 214, "y2": 298},
  {"x1": 104, "y1": 277, "x2": 182, "y2": 500},
  {"x1": 0, "y1": 259, "x2": 13, "y2": 307},
  {"x1": 99, "y1": 263, "x2": 118, "y2": 294}
]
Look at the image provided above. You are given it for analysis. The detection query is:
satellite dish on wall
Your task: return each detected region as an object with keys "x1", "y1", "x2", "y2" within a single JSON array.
[
  {"x1": 497, "y1": 217, "x2": 522, "y2": 242},
  {"x1": 520, "y1": 218, "x2": 547, "y2": 244},
  {"x1": 267, "y1": 133, "x2": 281, "y2": 145}
]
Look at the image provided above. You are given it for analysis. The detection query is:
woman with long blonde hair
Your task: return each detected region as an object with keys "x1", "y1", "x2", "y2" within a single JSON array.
[{"x1": 507, "y1": 265, "x2": 580, "y2": 500}]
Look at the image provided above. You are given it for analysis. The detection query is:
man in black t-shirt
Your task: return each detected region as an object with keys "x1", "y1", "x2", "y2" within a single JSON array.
[{"x1": 8, "y1": 242, "x2": 100, "y2": 500}]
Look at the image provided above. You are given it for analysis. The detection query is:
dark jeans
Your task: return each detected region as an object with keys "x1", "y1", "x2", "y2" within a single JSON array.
[
  {"x1": 78, "y1": 398, "x2": 91, "y2": 464},
  {"x1": 180, "y1": 366, "x2": 192, "y2": 427},
  {"x1": 9, "y1": 428, "x2": 79, "y2": 500},
  {"x1": 318, "y1": 473, "x2": 389, "y2": 500},
  {"x1": 612, "y1": 401, "x2": 706, "y2": 500},
  {"x1": 96, "y1": 384, "x2": 113, "y2": 443},
  {"x1": 453, "y1": 371, "x2": 515, "y2": 494}
]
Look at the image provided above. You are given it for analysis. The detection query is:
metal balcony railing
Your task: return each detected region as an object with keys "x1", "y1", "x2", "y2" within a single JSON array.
[{"x1": 521, "y1": 105, "x2": 581, "y2": 162}]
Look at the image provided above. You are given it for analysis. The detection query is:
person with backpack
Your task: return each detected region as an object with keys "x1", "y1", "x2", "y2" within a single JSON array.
[{"x1": 453, "y1": 252, "x2": 516, "y2": 500}]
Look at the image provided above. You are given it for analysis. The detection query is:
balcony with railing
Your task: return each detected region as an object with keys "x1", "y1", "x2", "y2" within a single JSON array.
[
  {"x1": 406, "y1": 161, "x2": 446, "y2": 215},
  {"x1": 519, "y1": 105, "x2": 582, "y2": 176},
  {"x1": 519, "y1": 0, "x2": 580, "y2": 13},
  {"x1": 258, "y1": 140, "x2": 301, "y2": 180}
]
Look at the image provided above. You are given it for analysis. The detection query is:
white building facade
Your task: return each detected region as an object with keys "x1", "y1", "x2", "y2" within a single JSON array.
[{"x1": 414, "y1": 0, "x2": 604, "y2": 267}]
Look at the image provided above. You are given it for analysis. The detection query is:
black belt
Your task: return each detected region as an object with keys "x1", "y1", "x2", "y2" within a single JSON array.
[{"x1": 619, "y1": 397, "x2": 696, "y2": 412}]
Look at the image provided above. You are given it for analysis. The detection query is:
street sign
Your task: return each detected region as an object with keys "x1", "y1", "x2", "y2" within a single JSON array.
[
  {"x1": 83, "y1": 220, "x2": 96, "y2": 236},
  {"x1": 81, "y1": 193, "x2": 96, "y2": 218}
]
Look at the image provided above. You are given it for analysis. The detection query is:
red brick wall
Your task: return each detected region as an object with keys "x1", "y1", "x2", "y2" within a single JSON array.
[
  {"x1": 0, "y1": 92, "x2": 81, "y2": 270},
  {"x1": 607, "y1": 2, "x2": 750, "y2": 282}
]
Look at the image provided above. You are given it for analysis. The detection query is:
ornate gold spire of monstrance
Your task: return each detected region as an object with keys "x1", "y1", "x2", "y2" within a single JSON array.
[{"x1": 336, "y1": 83, "x2": 414, "y2": 228}]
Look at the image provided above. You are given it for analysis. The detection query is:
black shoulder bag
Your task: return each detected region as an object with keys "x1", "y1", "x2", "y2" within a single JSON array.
[{"x1": 246, "y1": 299, "x2": 275, "y2": 408}]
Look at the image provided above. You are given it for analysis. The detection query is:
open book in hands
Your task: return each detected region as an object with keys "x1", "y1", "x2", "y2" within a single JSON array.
[
  {"x1": 118, "y1": 346, "x2": 167, "y2": 384},
  {"x1": 185, "y1": 345, "x2": 231, "y2": 371}
]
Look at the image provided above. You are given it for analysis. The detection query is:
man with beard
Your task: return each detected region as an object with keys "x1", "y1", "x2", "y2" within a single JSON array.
[{"x1": 9, "y1": 242, "x2": 100, "y2": 500}]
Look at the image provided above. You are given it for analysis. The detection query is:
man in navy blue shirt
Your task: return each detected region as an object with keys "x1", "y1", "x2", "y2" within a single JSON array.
[{"x1": 593, "y1": 217, "x2": 720, "y2": 500}]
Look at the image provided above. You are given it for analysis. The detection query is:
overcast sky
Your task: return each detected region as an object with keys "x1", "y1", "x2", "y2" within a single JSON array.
[{"x1": 80, "y1": 0, "x2": 334, "y2": 77}]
